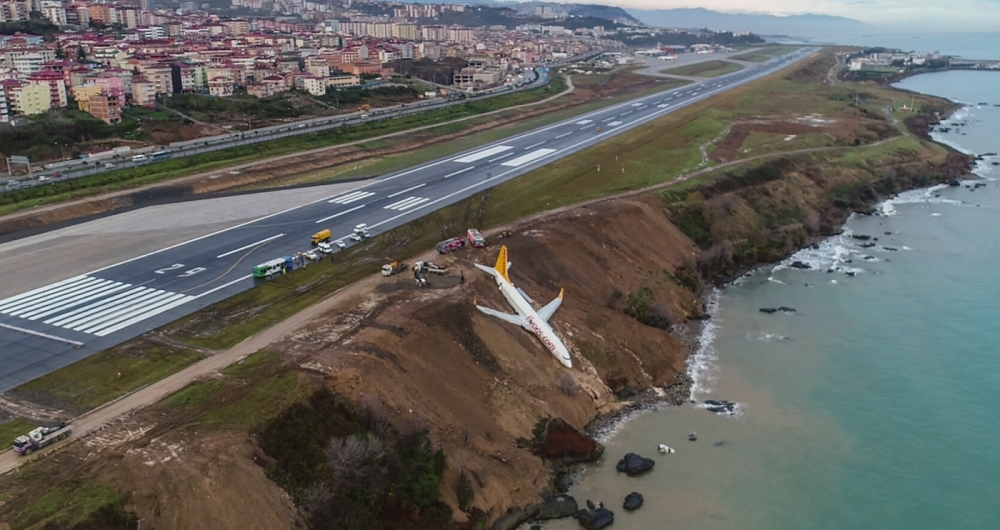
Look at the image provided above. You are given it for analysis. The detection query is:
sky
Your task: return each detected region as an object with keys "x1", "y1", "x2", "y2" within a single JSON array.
[{"x1": 568, "y1": 0, "x2": 1000, "y2": 32}]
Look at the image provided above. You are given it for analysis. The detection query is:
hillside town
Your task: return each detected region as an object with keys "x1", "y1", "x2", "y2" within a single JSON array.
[{"x1": 0, "y1": 0, "x2": 627, "y2": 125}]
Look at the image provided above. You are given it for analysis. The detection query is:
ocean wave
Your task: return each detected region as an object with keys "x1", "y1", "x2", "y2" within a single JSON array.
[
  {"x1": 746, "y1": 331, "x2": 791, "y2": 342},
  {"x1": 773, "y1": 230, "x2": 865, "y2": 275},
  {"x1": 687, "y1": 288, "x2": 721, "y2": 401}
]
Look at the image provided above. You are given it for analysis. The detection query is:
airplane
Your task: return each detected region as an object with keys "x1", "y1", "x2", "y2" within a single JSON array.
[{"x1": 474, "y1": 245, "x2": 572, "y2": 368}]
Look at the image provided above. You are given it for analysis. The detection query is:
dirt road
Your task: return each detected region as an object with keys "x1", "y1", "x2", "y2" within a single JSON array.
[{"x1": 0, "y1": 78, "x2": 575, "y2": 227}]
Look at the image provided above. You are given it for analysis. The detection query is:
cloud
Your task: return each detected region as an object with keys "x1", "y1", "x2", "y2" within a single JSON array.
[{"x1": 610, "y1": 0, "x2": 1000, "y2": 32}]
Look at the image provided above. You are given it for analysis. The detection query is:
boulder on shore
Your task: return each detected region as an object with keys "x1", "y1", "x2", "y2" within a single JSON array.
[
  {"x1": 533, "y1": 418, "x2": 605, "y2": 463},
  {"x1": 616, "y1": 453, "x2": 655, "y2": 476},
  {"x1": 491, "y1": 507, "x2": 528, "y2": 530},
  {"x1": 536, "y1": 494, "x2": 579, "y2": 520},
  {"x1": 623, "y1": 492, "x2": 644, "y2": 511},
  {"x1": 575, "y1": 505, "x2": 615, "y2": 530}
]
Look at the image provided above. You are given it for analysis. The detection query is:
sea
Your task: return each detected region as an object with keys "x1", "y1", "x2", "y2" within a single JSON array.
[{"x1": 542, "y1": 69, "x2": 1000, "y2": 528}]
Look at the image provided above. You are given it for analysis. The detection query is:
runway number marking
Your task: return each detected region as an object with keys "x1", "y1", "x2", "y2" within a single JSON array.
[
  {"x1": 155, "y1": 264, "x2": 184, "y2": 274},
  {"x1": 178, "y1": 267, "x2": 206, "y2": 278}
]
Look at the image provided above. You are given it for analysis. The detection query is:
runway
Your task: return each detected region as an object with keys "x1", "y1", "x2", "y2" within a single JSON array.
[{"x1": 0, "y1": 49, "x2": 816, "y2": 391}]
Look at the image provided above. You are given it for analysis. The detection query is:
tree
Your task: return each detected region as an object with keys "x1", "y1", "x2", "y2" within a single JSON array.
[{"x1": 76, "y1": 45, "x2": 86, "y2": 63}]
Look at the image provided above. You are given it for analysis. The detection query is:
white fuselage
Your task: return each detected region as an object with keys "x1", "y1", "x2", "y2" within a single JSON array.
[{"x1": 493, "y1": 276, "x2": 572, "y2": 368}]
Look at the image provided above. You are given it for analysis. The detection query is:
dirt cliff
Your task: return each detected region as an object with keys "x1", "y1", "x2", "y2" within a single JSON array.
[{"x1": 270, "y1": 198, "x2": 702, "y2": 520}]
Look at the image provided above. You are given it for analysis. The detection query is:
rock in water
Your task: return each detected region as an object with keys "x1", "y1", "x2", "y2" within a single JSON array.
[
  {"x1": 851, "y1": 234, "x2": 871, "y2": 241},
  {"x1": 586, "y1": 500, "x2": 596, "y2": 510},
  {"x1": 789, "y1": 261, "x2": 812, "y2": 269},
  {"x1": 623, "y1": 492, "x2": 644, "y2": 511},
  {"x1": 536, "y1": 494, "x2": 579, "y2": 520},
  {"x1": 575, "y1": 506, "x2": 615, "y2": 530},
  {"x1": 759, "y1": 308, "x2": 778, "y2": 314},
  {"x1": 704, "y1": 399, "x2": 737, "y2": 414},
  {"x1": 615, "y1": 453, "x2": 655, "y2": 476}
]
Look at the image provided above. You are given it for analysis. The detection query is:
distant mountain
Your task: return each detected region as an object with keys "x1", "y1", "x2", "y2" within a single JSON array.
[{"x1": 628, "y1": 8, "x2": 870, "y2": 37}]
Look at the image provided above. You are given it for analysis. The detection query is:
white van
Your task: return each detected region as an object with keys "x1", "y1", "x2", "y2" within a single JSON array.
[{"x1": 131, "y1": 155, "x2": 147, "y2": 162}]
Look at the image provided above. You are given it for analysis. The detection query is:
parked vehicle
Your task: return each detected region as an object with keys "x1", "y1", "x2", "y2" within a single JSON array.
[
  {"x1": 312, "y1": 229, "x2": 332, "y2": 245},
  {"x1": 381, "y1": 261, "x2": 408, "y2": 276},
  {"x1": 466, "y1": 228, "x2": 486, "y2": 248},
  {"x1": 414, "y1": 261, "x2": 448, "y2": 275},
  {"x1": 252, "y1": 258, "x2": 286, "y2": 278},
  {"x1": 12, "y1": 423, "x2": 72, "y2": 456},
  {"x1": 436, "y1": 237, "x2": 465, "y2": 254},
  {"x1": 317, "y1": 242, "x2": 335, "y2": 254}
]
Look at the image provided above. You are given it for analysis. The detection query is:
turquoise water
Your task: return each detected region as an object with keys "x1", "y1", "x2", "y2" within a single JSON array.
[{"x1": 545, "y1": 71, "x2": 1000, "y2": 529}]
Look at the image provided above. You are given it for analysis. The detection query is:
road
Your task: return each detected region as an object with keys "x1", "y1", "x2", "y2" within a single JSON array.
[{"x1": 0, "y1": 48, "x2": 816, "y2": 393}]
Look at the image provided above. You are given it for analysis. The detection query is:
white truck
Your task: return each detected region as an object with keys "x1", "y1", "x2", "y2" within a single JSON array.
[
  {"x1": 413, "y1": 261, "x2": 449, "y2": 275},
  {"x1": 12, "y1": 422, "x2": 72, "y2": 455}
]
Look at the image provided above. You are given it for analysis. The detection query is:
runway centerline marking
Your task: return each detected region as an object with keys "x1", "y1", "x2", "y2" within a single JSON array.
[
  {"x1": 315, "y1": 204, "x2": 366, "y2": 224},
  {"x1": 216, "y1": 234, "x2": 285, "y2": 259},
  {"x1": 444, "y1": 166, "x2": 475, "y2": 179},
  {"x1": 387, "y1": 183, "x2": 425, "y2": 198}
]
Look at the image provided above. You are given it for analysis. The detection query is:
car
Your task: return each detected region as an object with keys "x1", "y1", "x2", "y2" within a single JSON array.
[
  {"x1": 104, "y1": 162, "x2": 115, "y2": 168},
  {"x1": 336, "y1": 240, "x2": 346, "y2": 249},
  {"x1": 38, "y1": 176, "x2": 50, "y2": 182},
  {"x1": 305, "y1": 250, "x2": 320, "y2": 260},
  {"x1": 317, "y1": 242, "x2": 334, "y2": 254},
  {"x1": 350, "y1": 233, "x2": 363, "y2": 242}
]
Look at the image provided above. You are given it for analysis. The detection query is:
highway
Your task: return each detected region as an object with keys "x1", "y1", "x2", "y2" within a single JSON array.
[{"x1": 0, "y1": 49, "x2": 816, "y2": 392}]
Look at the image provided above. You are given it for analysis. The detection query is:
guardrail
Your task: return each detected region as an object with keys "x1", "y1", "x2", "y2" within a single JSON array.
[{"x1": 1, "y1": 66, "x2": 555, "y2": 194}]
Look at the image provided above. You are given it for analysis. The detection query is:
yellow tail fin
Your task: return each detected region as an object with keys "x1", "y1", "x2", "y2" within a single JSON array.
[{"x1": 494, "y1": 246, "x2": 511, "y2": 283}]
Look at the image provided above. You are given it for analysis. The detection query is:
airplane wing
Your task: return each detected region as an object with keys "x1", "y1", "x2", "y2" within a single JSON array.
[
  {"x1": 476, "y1": 305, "x2": 524, "y2": 327},
  {"x1": 537, "y1": 288, "x2": 564, "y2": 322}
]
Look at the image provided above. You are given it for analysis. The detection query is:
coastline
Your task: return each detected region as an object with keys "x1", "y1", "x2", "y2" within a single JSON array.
[{"x1": 553, "y1": 89, "x2": 977, "y2": 512}]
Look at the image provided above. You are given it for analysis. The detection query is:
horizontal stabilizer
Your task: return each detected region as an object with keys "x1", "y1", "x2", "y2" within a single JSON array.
[
  {"x1": 476, "y1": 305, "x2": 523, "y2": 327},
  {"x1": 538, "y1": 288, "x2": 564, "y2": 322},
  {"x1": 516, "y1": 287, "x2": 535, "y2": 304}
]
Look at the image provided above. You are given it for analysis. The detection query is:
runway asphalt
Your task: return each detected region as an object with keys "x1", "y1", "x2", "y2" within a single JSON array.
[{"x1": 0, "y1": 48, "x2": 817, "y2": 392}]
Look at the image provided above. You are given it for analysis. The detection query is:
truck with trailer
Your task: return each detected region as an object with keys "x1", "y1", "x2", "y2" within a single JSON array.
[
  {"x1": 12, "y1": 423, "x2": 72, "y2": 455},
  {"x1": 436, "y1": 237, "x2": 465, "y2": 254},
  {"x1": 414, "y1": 261, "x2": 448, "y2": 275},
  {"x1": 312, "y1": 229, "x2": 332, "y2": 245},
  {"x1": 381, "y1": 261, "x2": 408, "y2": 276},
  {"x1": 466, "y1": 228, "x2": 486, "y2": 248}
]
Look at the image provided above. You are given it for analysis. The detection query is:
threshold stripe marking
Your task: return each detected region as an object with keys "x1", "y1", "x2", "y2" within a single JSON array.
[
  {"x1": 216, "y1": 234, "x2": 285, "y2": 259},
  {"x1": 0, "y1": 322, "x2": 83, "y2": 347}
]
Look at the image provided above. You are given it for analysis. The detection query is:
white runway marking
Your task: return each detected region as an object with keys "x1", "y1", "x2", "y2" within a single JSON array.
[
  {"x1": 384, "y1": 196, "x2": 431, "y2": 211},
  {"x1": 523, "y1": 141, "x2": 547, "y2": 150},
  {"x1": 501, "y1": 148, "x2": 557, "y2": 168},
  {"x1": 315, "y1": 204, "x2": 366, "y2": 224},
  {"x1": 608, "y1": 121, "x2": 623, "y2": 127},
  {"x1": 453, "y1": 145, "x2": 512, "y2": 163},
  {"x1": 488, "y1": 152, "x2": 515, "y2": 163},
  {"x1": 328, "y1": 191, "x2": 375, "y2": 204},
  {"x1": 216, "y1": 233, "x2": 284, "y2": 259},
  {"x1": 444, "y1": 166, "x2": 475, "y2": 179},
  {"x1": 387, "y1": 183, "x2": 425, "y2": 198}
]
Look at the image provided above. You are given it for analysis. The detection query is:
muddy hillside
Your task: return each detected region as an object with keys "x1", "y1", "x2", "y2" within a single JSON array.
[{"x1": 271, "y1": 198, "x2": 703, "y2": 519}]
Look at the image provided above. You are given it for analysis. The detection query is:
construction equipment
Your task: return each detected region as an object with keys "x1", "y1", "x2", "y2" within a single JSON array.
[
  {"x1": 466, "y1": 228, "x2": 486, "y2": 248},
  {"x1": 381, "y1": 261, "x2": 408, "y2": 276},
  {"x1": 414, "y1": 271, "x2": 429, "y2": 287},
  {"x1": 12, "y1": 423, "x2": 72, "y2": 456},
  {"x1": 414, "y1": 261, "x2": 448, "y2": 275},
  {"x1": 311, "y1": 229, "x2": 332, "y2": 245}
]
